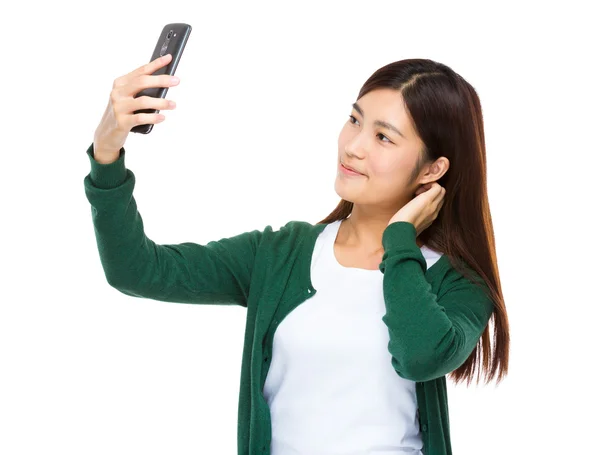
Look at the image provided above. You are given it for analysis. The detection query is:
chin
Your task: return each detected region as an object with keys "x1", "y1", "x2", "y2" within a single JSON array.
[{"x1": 333, "y1": 185, "x2": 361, "y2": 206}]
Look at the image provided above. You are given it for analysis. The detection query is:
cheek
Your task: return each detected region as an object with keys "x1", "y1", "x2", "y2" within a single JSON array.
[
  {"x1": 371, "y1": 157, "x2": 401, "y2": 177},
  {"x1": 371, "y1": 159, "x2": 412, "y2": 190}
]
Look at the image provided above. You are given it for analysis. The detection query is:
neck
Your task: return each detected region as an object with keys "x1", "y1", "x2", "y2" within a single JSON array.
[{"x1": 339, "y1": 205, "x2": 424, "y2": 253}]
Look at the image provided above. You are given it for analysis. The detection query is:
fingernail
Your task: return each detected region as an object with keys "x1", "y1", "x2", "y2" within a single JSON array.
[{"x1": 171, "y1": 76, "x2": 180, "y2": 84}]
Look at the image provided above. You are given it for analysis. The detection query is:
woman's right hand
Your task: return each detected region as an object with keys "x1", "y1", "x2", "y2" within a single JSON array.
[{"x1": 93, "y1": 53, "x2": 180, "y2": 164}]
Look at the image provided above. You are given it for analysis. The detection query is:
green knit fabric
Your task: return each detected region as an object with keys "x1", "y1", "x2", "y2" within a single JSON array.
[{"x1": 83, "y1": 142, "x2": 494, "y2": 455}]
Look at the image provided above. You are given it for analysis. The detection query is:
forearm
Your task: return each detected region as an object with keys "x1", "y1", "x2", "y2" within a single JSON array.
[{"x1": 379, "y1": 222, "x2": 493, "y2": 381}]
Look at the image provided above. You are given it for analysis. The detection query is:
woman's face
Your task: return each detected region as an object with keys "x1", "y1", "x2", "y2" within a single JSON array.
[{"x1": 335, "y1": 88, "x2": 426, "y2": 208}]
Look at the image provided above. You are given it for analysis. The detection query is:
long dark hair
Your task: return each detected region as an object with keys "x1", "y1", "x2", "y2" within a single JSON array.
[{"x1": 317, "y1": 59, "x2": 509, "y2": 386}]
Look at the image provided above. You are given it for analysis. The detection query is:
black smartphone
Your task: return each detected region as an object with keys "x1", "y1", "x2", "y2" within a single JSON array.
[{"x1": 131, "y1": 23, "x2": 192, "y2": 134}]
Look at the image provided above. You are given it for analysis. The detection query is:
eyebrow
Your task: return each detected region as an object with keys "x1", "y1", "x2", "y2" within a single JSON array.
[{"x1": 352, "y1": 102, "x2": 406, "y2": 139}]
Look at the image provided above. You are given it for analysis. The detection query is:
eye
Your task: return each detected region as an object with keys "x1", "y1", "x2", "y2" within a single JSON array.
[
  {"x1": 377, "y1": 133, "x2": 391, "y2": 143},
  {"x1": 348, "y1": 115, "x2": 392, "y2": 143}
]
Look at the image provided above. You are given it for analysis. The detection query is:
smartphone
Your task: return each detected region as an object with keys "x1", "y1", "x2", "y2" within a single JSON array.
[{"x1": 131, "y1": 23, "x2": 192, "y2": 134}]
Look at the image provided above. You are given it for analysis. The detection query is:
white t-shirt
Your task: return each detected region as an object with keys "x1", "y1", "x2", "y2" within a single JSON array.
[{"x1": 262, "y1": 219, "x2": 443, "y2": 454}]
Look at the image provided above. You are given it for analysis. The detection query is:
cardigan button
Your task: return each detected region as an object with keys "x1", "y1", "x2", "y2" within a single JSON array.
[{"x1": 422, "y1": 423, "x2": 428, "y2": 432}]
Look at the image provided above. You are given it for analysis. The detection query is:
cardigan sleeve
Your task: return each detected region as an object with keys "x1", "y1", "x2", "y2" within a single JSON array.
[
  {"x1": 83, "y1": 142, "x2": 261, "y2": 307},
  {"x1": 378, "y1": 221, "x2": 495, "y2": 382}
]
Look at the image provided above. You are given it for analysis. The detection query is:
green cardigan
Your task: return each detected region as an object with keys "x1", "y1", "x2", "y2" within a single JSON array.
[{"x1": 83, "y1": 143, "x2": 494, "y2": 455}]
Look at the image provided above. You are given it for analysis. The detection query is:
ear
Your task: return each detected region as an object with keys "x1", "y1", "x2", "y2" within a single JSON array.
[{"x1": 419, "y1": 157, "x2": 450, "y2": 184}]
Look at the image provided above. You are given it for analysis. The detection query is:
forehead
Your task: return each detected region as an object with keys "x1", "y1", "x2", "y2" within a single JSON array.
[{"x1": 356, "y1": 89, "x2": 410, "y2": 124}]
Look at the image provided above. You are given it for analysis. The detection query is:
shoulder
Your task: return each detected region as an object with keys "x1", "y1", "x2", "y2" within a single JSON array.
[
  {"x1": 432, "y1": 255, "x2": 494, "y2": 316},
  {"x1": 255, "y1": 220, "x2": 328, "y2": 248},
  {"x1": 273, "y1": 220, "x2": 328, "y2": 238},
  {"x1": 425, "y1": 252, "x2": 489, "y2": 294}
]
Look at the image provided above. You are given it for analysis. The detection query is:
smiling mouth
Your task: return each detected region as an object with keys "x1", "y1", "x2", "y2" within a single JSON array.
[{"x1": 341, "y1": 162, "x2": 364, "y2": 175}]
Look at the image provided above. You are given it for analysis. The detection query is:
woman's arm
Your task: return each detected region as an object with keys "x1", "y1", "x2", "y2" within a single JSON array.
[
  {"x1": 379, "y1": 221, "x2": 494, "y2": 382},
  {"x1": 83, "y1": 142, "x2": 261, "y2": 307}
]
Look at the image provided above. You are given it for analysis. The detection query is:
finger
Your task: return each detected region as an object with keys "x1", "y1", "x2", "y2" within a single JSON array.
[
  {"x1": 131, "y1": 54, "x2": 172, "y2": 78},
  {"x1": 418, "y1": 182, "x2": 442, "y2": 193},
  {"x1": 431, "y1": 182, "x2": 444, "y2": 193},
  {"x1": 434, "y1": 187, "x2": 446, "y2": 204},
  {"x1": 425, "y1": 187, "x2": 444, "y2": 209},
  {"x1": 113, "y1": 54, "x2": 173, "y2": 90},
  {"x1": 127, "y1": 112, "x2": 166, "y2": 128},
  {"x1": 415, "y1": 183, "x2": 431, "y2": 195},
  {"x1": 124, "y1": 95, "x2": 176, "y2": 114},
  {"x1": 431, "y1": 184, "x2": 445, "y2": 197},
  {"x1": 423, "y1": 183, "x2": 444, "y2": 199},
  {"x1": 123, "y1": 74, "x2": 180, "y2": 98}
]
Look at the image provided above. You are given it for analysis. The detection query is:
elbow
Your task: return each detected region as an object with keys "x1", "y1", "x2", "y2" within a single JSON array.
[
  {"x1": 105, "y1": 272, "x2": 139, "y2": 296},
  {"x1": 389, "y1": 335, "x2": 465, "y2": 382},
  {"x1": 105, "y1": 272, "x2": 128, "y2": 291},
  {"x1": 391, "y1": 355, "x2": 446, "y2": 382}
]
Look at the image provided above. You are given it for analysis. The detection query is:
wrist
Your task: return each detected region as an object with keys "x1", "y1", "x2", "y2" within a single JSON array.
[{"x1": 93, "y1": 144, "x2": 120, "y2": 164}]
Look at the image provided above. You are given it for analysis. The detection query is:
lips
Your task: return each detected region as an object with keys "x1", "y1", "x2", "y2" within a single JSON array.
[{"x1": 341, "y1": 162, "x2": 364, "y2": 175}]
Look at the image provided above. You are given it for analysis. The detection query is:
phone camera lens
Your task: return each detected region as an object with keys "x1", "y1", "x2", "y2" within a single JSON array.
[{"x1": 167, "y1": 31, "x2": 173, "y2": 39}]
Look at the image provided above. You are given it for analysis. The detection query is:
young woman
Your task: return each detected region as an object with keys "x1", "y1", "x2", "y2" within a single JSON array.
[{"x1": 85, "y1": 54, "x2": 509, "y2": 455}]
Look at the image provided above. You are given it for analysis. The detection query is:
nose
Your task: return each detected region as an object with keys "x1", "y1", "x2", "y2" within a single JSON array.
[{"x1": 344, "y1": 130, "x2": 368, "y2": 158}]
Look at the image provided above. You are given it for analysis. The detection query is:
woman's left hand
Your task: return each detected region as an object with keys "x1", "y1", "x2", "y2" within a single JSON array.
[{"x1": 387, "y1": 182, "x2": 446, "y2": 237}]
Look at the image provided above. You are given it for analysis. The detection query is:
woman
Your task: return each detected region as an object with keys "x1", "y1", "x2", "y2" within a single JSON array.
[{"x1": 84, "y1": 54, "x2": 509, "y2": 455}]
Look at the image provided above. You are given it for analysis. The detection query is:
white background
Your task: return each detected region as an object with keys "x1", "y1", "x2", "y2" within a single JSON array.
[{"x1": 1, "y1": 1, "x2": 598, "y2": 454}]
